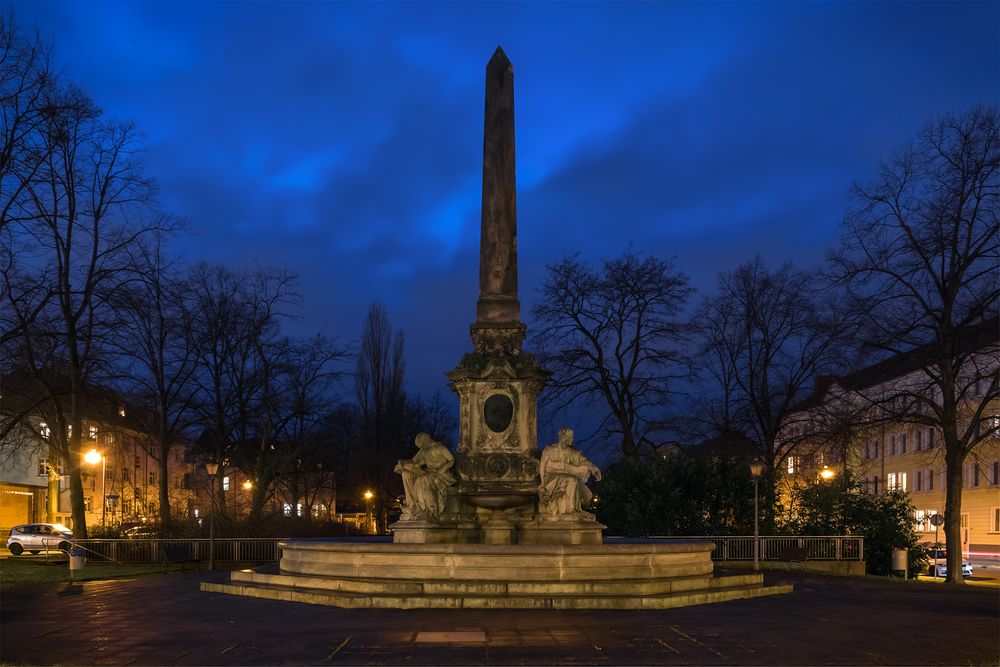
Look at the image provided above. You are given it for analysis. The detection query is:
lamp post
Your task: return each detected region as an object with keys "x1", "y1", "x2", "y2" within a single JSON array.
[
  {"x1": 84, "y1": 449, "x2": 106, "y2": 528},
  {"x1": 749, "y1": 461, "x2": 764, "y2": 571},
  {"x1": 363, "y1": 490, "x2": 374, "y2": 534},
  {"x1": 205, "y1": 462, "x2": 219, "y2": 570}
]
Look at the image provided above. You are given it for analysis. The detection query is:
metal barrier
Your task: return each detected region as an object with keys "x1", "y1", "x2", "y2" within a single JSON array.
[
  {"x1": 68, "y1": 538, "x2": 281, "y2": 564},
  {"x1": 644, "y1": 536, "x2": 864, "y2": 561}
]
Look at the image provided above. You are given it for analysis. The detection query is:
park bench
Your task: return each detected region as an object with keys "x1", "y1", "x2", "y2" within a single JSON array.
[
  {"x1": 779, "y1": 545, "x2": 809, "y2": 572},
  {"x1": 159, "y1": 543, "x2": 199, "y2": 573}
]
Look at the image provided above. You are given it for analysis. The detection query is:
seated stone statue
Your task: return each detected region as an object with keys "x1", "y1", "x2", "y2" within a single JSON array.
[
  {"x1": 394, "y1": 433, "x2": 456, "y2": 521},
  {"x1": 537, "y1": 427, "x2": 602, "y2": 519}
]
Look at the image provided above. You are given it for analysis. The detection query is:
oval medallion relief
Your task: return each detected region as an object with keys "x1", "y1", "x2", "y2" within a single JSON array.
[{"x1": 483, "y1": 394, "x2": 514, "y2": 433}]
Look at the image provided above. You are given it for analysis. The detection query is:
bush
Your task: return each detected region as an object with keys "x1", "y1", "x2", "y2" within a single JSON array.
[
  {"x1": 783, "y1": 474, "x2": 927, "y2": 577},
  {"x1": 595, "y1": 455, "x2": 771, "y2": 536}
]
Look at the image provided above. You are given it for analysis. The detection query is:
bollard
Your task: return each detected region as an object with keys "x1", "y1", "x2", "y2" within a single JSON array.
[
  {"x1": 68, "y1": 549, "x2": 87, "y2": 581},
  {"x1": 891, "y1": 548, "x2": 908, "y2": 580}
]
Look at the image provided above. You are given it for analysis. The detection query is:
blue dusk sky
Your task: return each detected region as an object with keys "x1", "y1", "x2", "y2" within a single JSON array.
[{"x1": 14, "y1": 1, "x2": 999, "y2": 402}]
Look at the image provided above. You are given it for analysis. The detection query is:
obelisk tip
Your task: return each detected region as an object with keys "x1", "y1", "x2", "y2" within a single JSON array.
[{"x1": 489, "y1": 46, "x2": 511, "y2": 69}]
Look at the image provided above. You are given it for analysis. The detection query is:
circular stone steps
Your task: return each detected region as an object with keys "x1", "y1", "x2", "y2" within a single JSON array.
[{"x1": 200, "y1": 539, "x2": 793, "y2": 609}]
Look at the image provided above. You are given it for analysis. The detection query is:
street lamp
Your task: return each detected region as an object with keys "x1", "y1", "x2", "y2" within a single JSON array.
[
  {"x1": 363, "y1": 490, "x2": 374, "y2": 534},
  {"x1": 84, "y1": 449, "x2": 106, "y2": 528},
  {"x1": 242, "y1": 479, "x2": 253, "y2": 491},
  {"x1": 819, "y1": 465, "x2": 835, "y2": 481},
  {"x1": 749, "y1": 461, "x2": 764, "y2": 572},
  {"x1": 205, "y1": 462, "x2": 219, "y2": 570}
]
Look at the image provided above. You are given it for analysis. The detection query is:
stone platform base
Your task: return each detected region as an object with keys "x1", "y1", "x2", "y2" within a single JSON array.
[{"x1": 201, "y1": 540, "x2": 793, "y2": 609}]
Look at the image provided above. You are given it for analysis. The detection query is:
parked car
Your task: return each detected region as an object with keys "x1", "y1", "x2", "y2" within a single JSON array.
[
  {"x1": 6, "y1": 523, "x2": 74, "y2": 555},
  {"x1": 122, "y1": 524, "x2": 157, "y2": 539},
  {"x1": 928, "y1": 549, "x2": 973, "y2": 577}
]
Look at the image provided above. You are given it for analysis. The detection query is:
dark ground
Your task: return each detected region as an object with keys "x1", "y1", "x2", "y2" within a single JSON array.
[{"x1": 1, "y1": 570, "x2": 996, "y2": 666}]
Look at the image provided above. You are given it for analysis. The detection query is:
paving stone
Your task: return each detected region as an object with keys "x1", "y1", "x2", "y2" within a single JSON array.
[{"x1": 1, "y1": 571, "x2": 997, "y2": 665}]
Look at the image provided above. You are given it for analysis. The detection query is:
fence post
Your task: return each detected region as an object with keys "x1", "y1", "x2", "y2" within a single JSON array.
[{"x1": 835, "y1": 537, "x2": 842, "y2": 561}]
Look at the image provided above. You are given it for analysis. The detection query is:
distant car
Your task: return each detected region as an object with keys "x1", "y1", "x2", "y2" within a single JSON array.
[
  {"x1": 6, "y1": 523, "x2": 74, "y2": 555},
  {"x1": 928, "y1": 549, "x2": 973, "y2": 577},
  {"x1": 122, "y1": 524, "x2": 157, "y2": 539}
]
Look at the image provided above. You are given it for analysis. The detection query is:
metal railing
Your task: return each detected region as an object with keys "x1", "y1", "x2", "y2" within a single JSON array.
[
  {"x1": 643, "y1": 536, "x2": 864, "y2": 561},
  {"x1": 65, "y1": 538, "x2": 281, "y2": 564}
]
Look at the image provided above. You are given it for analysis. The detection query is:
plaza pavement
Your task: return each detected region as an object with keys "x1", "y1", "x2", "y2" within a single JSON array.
[{"x1": 1, "y1": 570, "x2": 997, "y2": 666}]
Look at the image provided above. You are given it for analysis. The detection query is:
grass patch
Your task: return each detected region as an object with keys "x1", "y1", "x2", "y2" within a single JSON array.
[{"x1": 0, "y1": 555, "x2": 178, "y2": 586}]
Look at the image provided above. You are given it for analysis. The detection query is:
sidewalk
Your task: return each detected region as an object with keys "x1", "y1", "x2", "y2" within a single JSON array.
[{"x1": 1, "y1": 570, "x2": 996, "y2": 665}]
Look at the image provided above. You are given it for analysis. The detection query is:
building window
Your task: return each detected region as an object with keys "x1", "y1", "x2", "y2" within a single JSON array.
[
  {"x1": 993, "y1": 461, "x2": 1000, "y2": 485},
  {"x1": 914, "y1": 509, "x2": 934, "y2": 532},
  {"x1": 283, "y1": 503, "x2": 293, "y2": 517},
  {"x1": 88, "y1": 425, "x2": 97, "y2": 440},
  {"x1": 39, "y1": 421, "x2": 50, "y2": 439},
  {"x1": 970, "y1": 464, "x2": 980, "y2": 488},
  {"x1": 890, "y1": 435, "x2": 897, "y2": 456},
  {"x1": 928, "y1": 429, "x2": 935, "y2": 448},
  {"x1": 149, "y1": 472, "x2": 156, "y2": 485},
  {"x1": 123, "y1": 469, "x2": 130, "y2": 482},
  {"x1": 223, "y1": 476, "x2": 230, "y2": 491},
  {"x1": 787, "y1": 457, "x2": 799, "y2": 474},
  {"x1": 916, "y1": 470, "x2": 923, "y2": 492},
  {"x1": 990, "y1": 507, "x2": 1000, "y2": 533},
  {"x1": 900, "y1": 434, "x2": 907, "y2": 454},
  {"x1": 887, "y1": 472, "x2": 907, "y2": 491},
  {"x1": 135, "y1": 455, "x2": 141, "y2": 468}
]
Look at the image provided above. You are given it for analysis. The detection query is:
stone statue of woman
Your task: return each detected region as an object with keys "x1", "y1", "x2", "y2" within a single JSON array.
[{"x1": 395, "y1": 433, "x2": 456, "y2": 521}]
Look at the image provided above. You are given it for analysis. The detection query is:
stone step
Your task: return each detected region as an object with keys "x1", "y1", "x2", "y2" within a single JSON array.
[
  {"x1": 202, "y1": 578, "x2": 793, "y2": 610},
  {"x1": 231, "y1": 569, "x2": 765, "y2": 597}
]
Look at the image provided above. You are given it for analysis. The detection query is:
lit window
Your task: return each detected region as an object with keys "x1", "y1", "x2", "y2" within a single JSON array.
[
  {"x1": 888, "y1": 472, "x2": 907, "y2": 491},
  {"x1": 88, "y1": 425, "x2": 97, "y2": 440},
  {"x1": 283, "y1": 503, "x2": 292, "y2": 517},
  {"x1": 39, "y1": 422, "x2": 50, "y2": 439},
  {"x1": 194, "y1": 509, "x2": 200, "y2": 518},
  {"x1": 787, "y1": 457, "x2": 799, "y2": 474},
  {"x1": 222, "y1": 476, "x2": 230, "y2": 491},
  {"x1": 296, "y1": 503, "x2": 303, "y2": 517}
]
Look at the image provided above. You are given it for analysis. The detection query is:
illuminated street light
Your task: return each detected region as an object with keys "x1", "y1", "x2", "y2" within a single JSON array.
[
  {"x1": 749, "y1": 461, "x2": 764, "y2": 572},
  {"x1": 819, "y1": 466, "x2": 835, "y2": 481},
  {"x1": 363, "y1": 490, "x2": 375, "y2": 534},
  {"x1": 84, "y1": 449, "x2": 106, "y2": 527},
  {"x1": 242, "y1": 480, "x2": 254, "y2": 491}
]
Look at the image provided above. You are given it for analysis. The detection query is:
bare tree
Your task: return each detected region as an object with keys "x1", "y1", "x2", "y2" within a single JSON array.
[
  {"x1": 355, "y1": 302, "x2": 407, "y2": 531},
  {"x1": 830, "y1": 107, "x2": 999, "y2": 584},
  {"x1": 531, "y1": 252, "x2": 692, "y2": 458},
  {"x1": 1, "y1": 59, "x2": 166, "y2": 535},
  {"x1": 114, "y1": 233, "x2": 196, "y2": 528},
  {"x1": 697, "y1": 258, "x2": 856, "y2": 474},
  {"x1": 186, "y1": 262, "x2": 297, "y2": 519}
]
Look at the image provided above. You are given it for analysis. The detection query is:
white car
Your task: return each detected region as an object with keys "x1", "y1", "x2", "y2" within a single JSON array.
[
  {"x1": 928, "y1": 549, "x2": 973, "y2": 577},
  {"x1": 6, "y1": 523, "x2": 74, "y2": 555}
]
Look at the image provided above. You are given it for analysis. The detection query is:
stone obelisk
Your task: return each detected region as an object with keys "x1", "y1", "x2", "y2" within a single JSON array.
[
  {"x1": 446, "y1": 47, "x2": 549, "y2": 543},
  {"x1": 476, "y1": 46, "x2": 520, "y2": 330}
]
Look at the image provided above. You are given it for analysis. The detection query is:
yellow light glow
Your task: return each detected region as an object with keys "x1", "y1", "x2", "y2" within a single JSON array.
[
  {"x1": 242, "y1": 480, "x2": 253, "y2": 491},
  {"x1": 363, "y1": 490, "x2": 374, "y2": 501},
  {"x1": 820, "y1": 466, "x2": 835, "y2": 480},
  {"x1": 83, "y1": 449, "x2": 102, "y2": 465}
]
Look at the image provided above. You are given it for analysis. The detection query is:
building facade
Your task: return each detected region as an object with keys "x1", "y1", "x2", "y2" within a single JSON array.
[{"x1": 780, "y1": 326, "x2": 999, "y2": 557}]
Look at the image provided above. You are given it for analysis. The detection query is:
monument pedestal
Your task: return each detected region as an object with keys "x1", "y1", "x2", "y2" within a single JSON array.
[{"x1": 519, "y1": 517, "x2": 606, "y2": 545}]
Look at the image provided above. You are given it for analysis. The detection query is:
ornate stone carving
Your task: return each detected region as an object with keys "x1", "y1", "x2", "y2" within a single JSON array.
[
  {"x1": 395, "y1": 433, "x2": 456, "y2": 521},
  {"x1": 471, "y1": 324, "x2": 526, "y2": 357},
  {"x1": 538, "y1": 428, "x2": 602, "y2": 520}
]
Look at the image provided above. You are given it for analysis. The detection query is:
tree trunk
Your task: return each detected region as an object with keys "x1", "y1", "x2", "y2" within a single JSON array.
[
  {"x1": 158, "y1": 441, "x2": 171, "y2": 529},
  {"x1": 944, "y1": 447, "x2": 965, "y2": 584}
]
